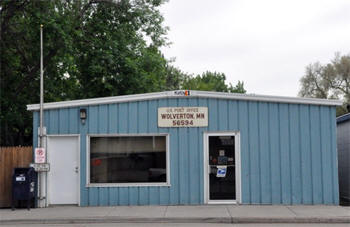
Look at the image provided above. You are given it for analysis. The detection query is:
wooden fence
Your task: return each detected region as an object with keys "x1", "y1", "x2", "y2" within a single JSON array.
[{"x1": 0, "y1": 146, "x2": 33, "y2": 207}]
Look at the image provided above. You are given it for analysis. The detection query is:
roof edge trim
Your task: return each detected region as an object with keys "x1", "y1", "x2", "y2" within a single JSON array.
[
  {"x1": 27, "y1": 90, "x2": 343, "y2": 111},
  {"x1": 337, "y1": 113, "x2": 350, "y2": 124}
]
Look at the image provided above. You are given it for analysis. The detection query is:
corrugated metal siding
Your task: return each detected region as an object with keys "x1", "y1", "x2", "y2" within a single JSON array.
[
  {"x1": 337, "y1": 119, "x2": 350, "y2": 202},
  {"x1": 33, "y1": 97, "x2": 339, "y2": 206}
]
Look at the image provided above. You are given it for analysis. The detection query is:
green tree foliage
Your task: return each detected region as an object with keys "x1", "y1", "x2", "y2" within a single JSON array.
[
  {"x1": 299, "y1": 53, "x2": 350, "y2": 116},
  {"x1": 164, "y1": 64, "x2": 187, "y2": 90},
  {"x1": 0, "y1": 0, "x2": 246, "y2": 146},
  {"x1": 0, "y1": 0, "x2": 169, "y2": 146},
  {"x1": 182, "y1": 71, "x2": 246, "y2": 93}
]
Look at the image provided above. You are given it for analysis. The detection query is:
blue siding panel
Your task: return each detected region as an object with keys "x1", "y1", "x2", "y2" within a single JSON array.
[
  {"x1": 109, "y1": 188, "x2": 118, "y2": 205},
  {"x1": 300, "y1": 105, "x2": 312, "y2": 204},
  {"x1": 44, "y1": 110, "x2": 50, "y2": 134},
  {"x1": 59, "y1": 108, "x2": 69, "y2": 134},
  {"x1": 188, "y1": 98, "x2": 200, "y2": 204},
  {"x1": 238, "y1": 101, "x2": 250, "y2": 203},
  {"x1": 128, "y1": 102, "x2": 138, "y2": 133},
  {"x1": 89, "y1": 188, "x2": 98, "y2": 206},
  {"x1": 178, "y1": 98, "x2": 189, "y2": 204},
  {"x1": 289, "y1": 104, "x2": 302, "y2": 204},
  {"x1": 320, "y1": 106, "x2": 333, "y2": 204},
  {"x1": 69, "y1": 108, "x2": 78, "y2": 133},
  {"x1": 148, "y1": 100, "x2": 158, "y2": 133},
  {"x1": 108, "y1": 104, "x2": 118, "y2": 133},
  {"x1": 99, "y1": 188, "x2": 109, "y2": 206},
  {"x1": 138, "y1": 187, "x2": 149, "y2": 205},
  {"x1": 37, "y1": 95, "x2": 339, "y2": 206},
  {"x1": 248, "y1": 102, "x2": 260, "y2": 203},
  {"x1": 310, "y1": 106, "x2": 323, "y2": 204},
  {"x1": 49, "y1": 110, "x2": 59, "y2": 134},
  {"x1": 258, "y1": 102, "x2": 271, "y2": 204},
  {"x1": 218, "y1": 99, "x2": 228, "y2": 131},
  {"x1": 228, "y1": 100, "x2": 239, "y2": 130},
  {"x1": 279, "y1": 104, "x2": 292, "y2": 204},
  {"x1": 149, "y1": 187, "x2": 160, "y2": 205},
  {"x1": 138, "y1": 102, "x2": 148, "y2": 133},
  {"x1": 119, "y1": 188, "x2": 129, "y2": 205},
  {"x1": 129, "y1": 187, "x2": 139, "y2": 205},
  {"x1": 168, "y1": 99, "x2": 179, "y2": 205},
  {"x1": 198, "y1": 98, "x2": 208, "y2": 204},
  {"x1": 159, "y1": 187, "x2": 169, "y2": 205},
  {"x1": 169, "y1": 128, "x2": 179, "y2": 205},
  {"x1": 88, "y1": 106, "x2": 99, "y2": 134},
  {"x1": 118, "y1": 103, "x2": 128, "y2": 133},
  {"x1": 208, "y1": 99, "x2": 218, "y2": 131},
  {"x1": 269, "y1": 103, "x2": 281, "y2": 203},
  {"x1": 98, "y1": 105, "x2": 108, "y2": 133}
]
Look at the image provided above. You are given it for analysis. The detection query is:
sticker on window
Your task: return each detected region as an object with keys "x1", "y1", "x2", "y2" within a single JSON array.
[{"x1": 216, "y1": 166, "x2": 227, "y2": 178}]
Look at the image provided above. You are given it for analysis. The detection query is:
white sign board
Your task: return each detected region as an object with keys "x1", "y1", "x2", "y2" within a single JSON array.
[
  {"x1": 158, "y1": 107, "x2": 208, "y2": 127},
  {"x1": 35, "y1": 147, "x2": 46, "y2": 163},
  {"x1": 30, "y1": 163, "x2": 50, "y2": 172}
]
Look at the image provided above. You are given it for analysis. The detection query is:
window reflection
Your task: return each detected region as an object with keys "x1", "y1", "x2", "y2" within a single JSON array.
[{"x1": 90, "y1": 136, "x2": 166, "y2": 183}]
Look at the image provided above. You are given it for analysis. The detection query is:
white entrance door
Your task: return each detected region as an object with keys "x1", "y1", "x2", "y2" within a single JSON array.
[
  {"x1": 47, "y1": 136, "x2": 79, "y2": 205},
  {"x1": 204, "y1": 132, "x2": 241, "y2": 204}
]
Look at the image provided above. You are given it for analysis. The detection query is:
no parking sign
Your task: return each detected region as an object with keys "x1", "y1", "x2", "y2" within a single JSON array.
[{"x1": 35, "y1": 148, "x2": 46, "y2": 163}]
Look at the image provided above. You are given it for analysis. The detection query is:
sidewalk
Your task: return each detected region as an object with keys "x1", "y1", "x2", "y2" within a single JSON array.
[{"x1": 0, "y1": 205, "x2": 349, "y2": 224}]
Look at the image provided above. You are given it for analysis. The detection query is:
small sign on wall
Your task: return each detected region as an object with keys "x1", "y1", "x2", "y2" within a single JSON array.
[
  {"x1": 158, "y1": 107, "x2": 208, "y2": 127},
  {"x1": 35, "y1": 148, "x2": 46, "y2": 163}
]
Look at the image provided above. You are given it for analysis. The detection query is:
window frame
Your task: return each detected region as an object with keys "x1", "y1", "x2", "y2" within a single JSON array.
[{"x1": 86, "y1": 133, "x2": 170, "y2": 187}]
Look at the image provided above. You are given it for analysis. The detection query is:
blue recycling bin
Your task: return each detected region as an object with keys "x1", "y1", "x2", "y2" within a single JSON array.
[{"x1": 11, "y1": 167, "x2": 37, "y2": 210}]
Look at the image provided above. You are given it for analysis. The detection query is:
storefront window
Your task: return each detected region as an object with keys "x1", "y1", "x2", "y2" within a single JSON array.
[{"x1": 89, "y1": 136, "x2": 167, "y2": 184}]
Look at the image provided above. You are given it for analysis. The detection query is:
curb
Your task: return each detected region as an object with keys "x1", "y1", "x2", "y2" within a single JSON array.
[{"x1": 1, "y1": 216, "x2": 350, "y2": 224}]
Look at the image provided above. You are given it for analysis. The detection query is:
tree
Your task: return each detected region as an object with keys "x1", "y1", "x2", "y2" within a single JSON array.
[
  {"x1": 164, "y1": 64, "x2": 187, "y2": 90},
  {"x1": 0, "y1": 0, "x2": 170, "y2": 146},
  {"x1": 182, "y1": 71, "x2": 246, "y2": 93},
  {"x1": 299, "y1": 53, "x2": 350, "y2": 116},
  {"x1": 0, "y1": 0, "x2": 247, "y2": 146}
]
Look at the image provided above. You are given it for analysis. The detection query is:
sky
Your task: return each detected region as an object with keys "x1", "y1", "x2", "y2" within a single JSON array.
[{"x1": 160, "y1": 0, "x2": 350, "y2": 97}]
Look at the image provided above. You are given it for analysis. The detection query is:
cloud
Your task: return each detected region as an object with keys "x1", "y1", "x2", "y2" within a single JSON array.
[{"x1": 160, "y1": 0, "x2": 350, "y2": 96}]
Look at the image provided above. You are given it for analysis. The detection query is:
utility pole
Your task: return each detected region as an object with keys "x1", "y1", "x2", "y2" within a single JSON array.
[
  {"x1": 38, "y1": 24, "x2": 47, "y2": 207},
  {"x1": 39, "y1": 24, "x2": 43, "y2": 148}
]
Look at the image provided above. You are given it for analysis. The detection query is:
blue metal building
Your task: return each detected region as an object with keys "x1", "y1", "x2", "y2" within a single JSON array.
[{"x1": 27, "y1": 90, "x2": 342, "y2": 206}]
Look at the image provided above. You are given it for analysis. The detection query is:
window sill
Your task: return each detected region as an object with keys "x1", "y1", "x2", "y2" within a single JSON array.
[{"x1": 86, "y1": 182, "x2": 171, "y2": 188}]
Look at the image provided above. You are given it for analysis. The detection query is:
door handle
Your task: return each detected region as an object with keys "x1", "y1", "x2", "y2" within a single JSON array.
[{"x1": 75, "y1": 166, "x2": 79, "y2": 173}]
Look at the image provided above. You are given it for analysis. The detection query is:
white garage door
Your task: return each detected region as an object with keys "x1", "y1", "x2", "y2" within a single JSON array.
[{"x1": 47, "y1": 136, "x2": 79, "y2": 205}]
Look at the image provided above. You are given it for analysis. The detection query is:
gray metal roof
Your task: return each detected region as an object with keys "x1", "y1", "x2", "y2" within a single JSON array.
[
  {"x1": 337, "y1": 113, "x2": 350, "y2": 124},
  {"x1": 27, "y1": 90, "x2": 343, "y2": 111}
]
